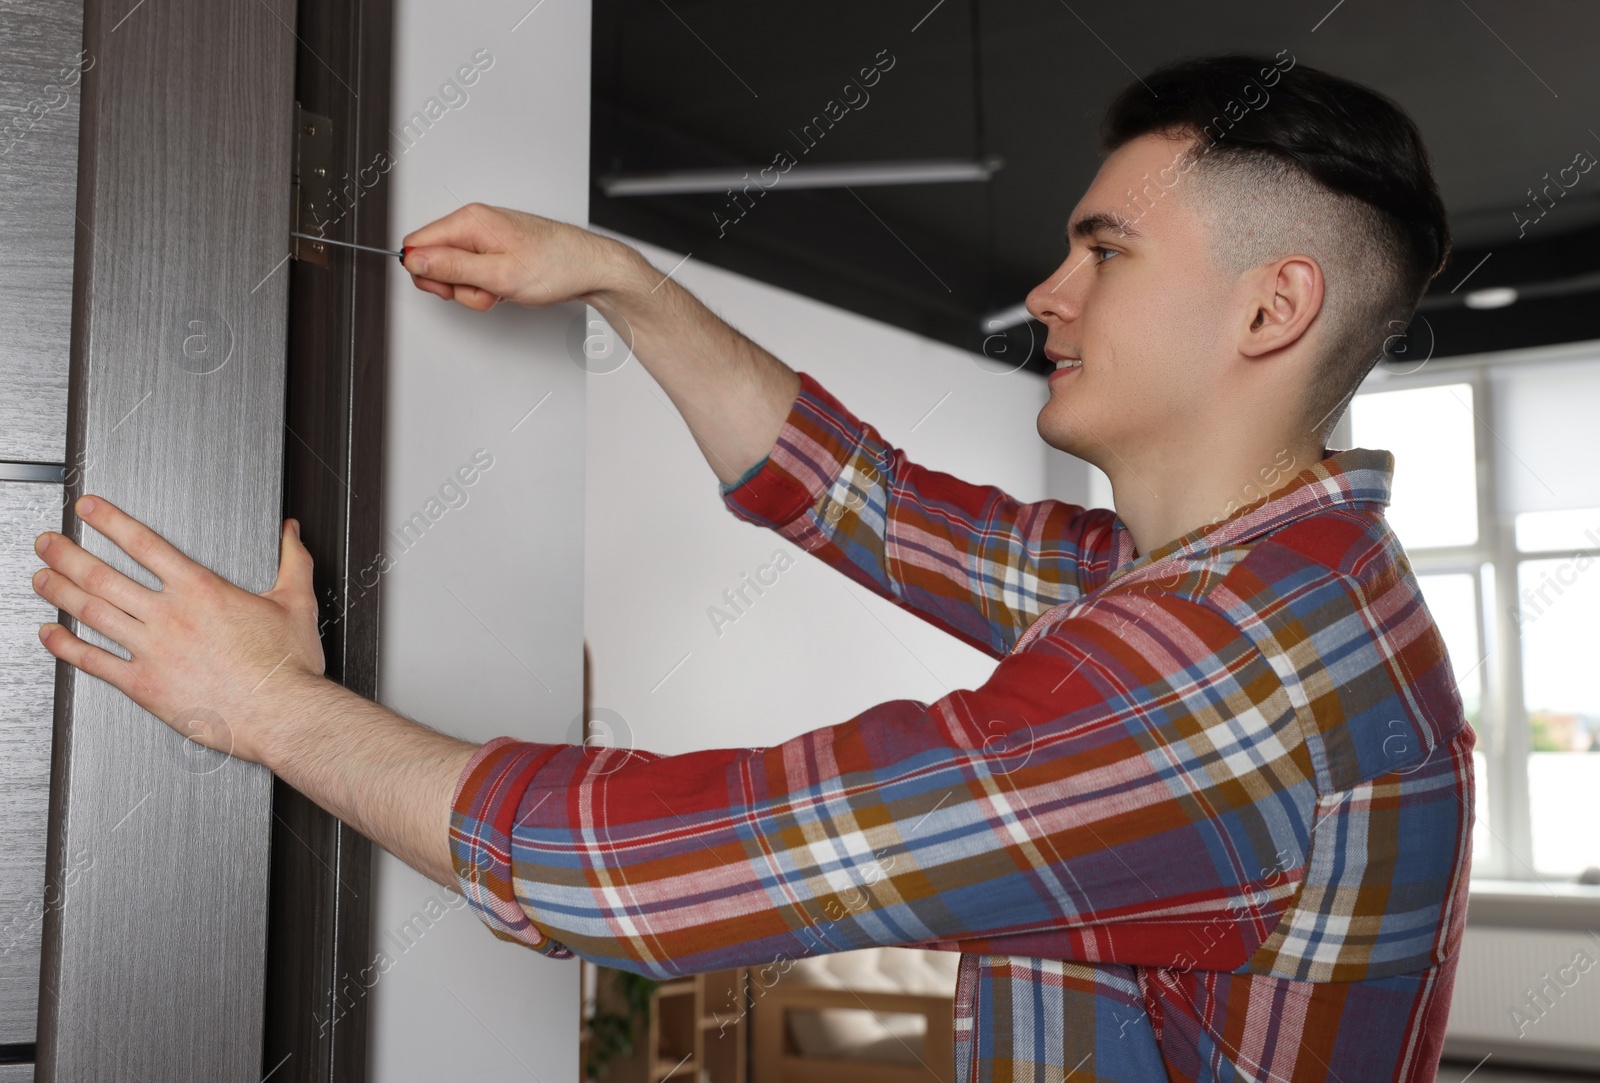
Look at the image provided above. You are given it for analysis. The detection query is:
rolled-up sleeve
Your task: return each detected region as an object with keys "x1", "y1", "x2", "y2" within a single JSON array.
[{"x1": 450, "y1": 738, "x2": 576, "y2": 957}]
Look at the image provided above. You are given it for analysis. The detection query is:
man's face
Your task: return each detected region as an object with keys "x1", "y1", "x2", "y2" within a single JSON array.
[{"x1": 1026, "y1": 132, "x2": 1239, "y2": 465}]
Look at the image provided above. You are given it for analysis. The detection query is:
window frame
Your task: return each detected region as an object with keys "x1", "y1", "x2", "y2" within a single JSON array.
[{"x1": 1353, "y1": 337, "x2": 1600, "y2": 885}]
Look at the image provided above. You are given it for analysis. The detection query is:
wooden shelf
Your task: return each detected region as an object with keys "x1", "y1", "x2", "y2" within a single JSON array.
[
  {"x1": 652, "y1": 1056, "x2": 697, "y2": 1080},
  {"x1": 582, "y1": 963, "x2": 749, "y2": 1083},
  {"x1": 646, "y1": 967, "x2": 749, "y2": 1083}
]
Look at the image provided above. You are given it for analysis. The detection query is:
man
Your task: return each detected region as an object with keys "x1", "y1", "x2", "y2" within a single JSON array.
[{"x1": 32, "y1": 55, "x2": 1473, "y2": 1081}]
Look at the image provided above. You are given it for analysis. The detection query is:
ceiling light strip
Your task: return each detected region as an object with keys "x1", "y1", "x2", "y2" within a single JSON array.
[{"x1": 599, "y1": 156, "x2": 1004, "y2": 196}]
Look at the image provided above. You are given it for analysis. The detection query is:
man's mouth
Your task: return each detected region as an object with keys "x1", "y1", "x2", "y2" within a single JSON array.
[
  {"x1": 1046, "y1": 360, "x2": 1080, "y2": 385},
  {"x1": 1044, "y1": 347, "x2": 1081, "y2": 370}
]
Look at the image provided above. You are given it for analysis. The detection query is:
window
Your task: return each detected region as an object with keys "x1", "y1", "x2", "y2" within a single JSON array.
[
  {"x1": 1349, "y1": 352, "x2": 1600, "y2": 884},
  {"x1": 1351, "y1": 383, "x2": 1478, "y2": 550},
  {"x1": 1410, "y1": 570, "x2": 1491, "y2": 863},
  {"x1": 1517, "y1": 554, "x2": 1600, "y2": 875}
]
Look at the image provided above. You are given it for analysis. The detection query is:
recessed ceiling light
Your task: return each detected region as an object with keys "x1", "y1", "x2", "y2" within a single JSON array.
[
  {"x1": 979, "y1": 302, "x2": 1033, "y2": 333},
  {"x1": 1463, "y1": 287, "x2": 1518, "y2": 310}
]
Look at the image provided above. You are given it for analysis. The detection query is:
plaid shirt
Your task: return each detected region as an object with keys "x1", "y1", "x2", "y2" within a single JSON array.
[{"x1": 451, "y1": 370, "x2": 1475, "y2": 1082}]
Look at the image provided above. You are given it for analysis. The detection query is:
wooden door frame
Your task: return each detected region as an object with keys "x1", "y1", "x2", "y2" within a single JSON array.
[{"x1": 264, "y1": 1, "x2": 394, "y2": 1080}]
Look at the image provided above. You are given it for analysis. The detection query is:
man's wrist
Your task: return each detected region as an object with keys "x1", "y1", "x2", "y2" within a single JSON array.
[
  {"x1": 248, "y1": 668, "x2": 340, "y2": 773},
  {"x1": 580, "y1": 236, "x2": 655, "y2": 317}
]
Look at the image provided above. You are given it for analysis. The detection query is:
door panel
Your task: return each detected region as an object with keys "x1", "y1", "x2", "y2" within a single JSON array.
[
  {"x1": 0, "y1": 483, "x2": 63, "y2": 1044},
  {"x1": 3, "y1": 0, "x2": 381, "y2": 1074},
  {"x1": 0, "y1": 0, "x2": 83, "y2": 1058},
  {"x1": 33, "y1": 0, "x2": 297, "y2": 1077},
  {"x1": 0, "y1": 0, "x2": 83, "y2": 464}
]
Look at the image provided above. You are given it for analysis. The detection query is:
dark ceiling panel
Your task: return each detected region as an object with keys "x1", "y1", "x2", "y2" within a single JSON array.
[{"x1": 593, "y1": 0, "x2": 1600, "y2": 367}]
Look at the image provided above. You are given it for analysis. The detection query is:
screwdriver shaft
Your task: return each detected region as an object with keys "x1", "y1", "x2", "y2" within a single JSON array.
[{"x1": 291, "y1": 232, "x2": 408, "y2": 261}]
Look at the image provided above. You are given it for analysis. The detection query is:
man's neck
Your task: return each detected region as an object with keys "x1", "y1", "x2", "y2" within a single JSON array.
[{"x1": 1107, "y1": 430, "x2": 1326, "y2": 558}]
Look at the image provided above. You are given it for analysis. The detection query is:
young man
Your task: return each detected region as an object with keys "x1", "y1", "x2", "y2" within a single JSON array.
[{"x1": 33, "y1": 55, "x2": 1473, "y2": 1081}]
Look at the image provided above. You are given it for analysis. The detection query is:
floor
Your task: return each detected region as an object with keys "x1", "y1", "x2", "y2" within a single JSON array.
[{"x1": 1437, "y1": 1058, "x2": 1600, "y2": 1082}]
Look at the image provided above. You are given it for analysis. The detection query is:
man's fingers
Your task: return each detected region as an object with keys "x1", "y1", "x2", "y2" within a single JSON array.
[
  {"x1": 33, "y1": 566, "x2": 144, "y2": 647},
  {"x1": 401, "y1": 203, "x2": 598, "y2": 310},
  {"x1": 408, "y1": 274, "x2": 498, "y2": 310},
  {"x1": 403, "y1": 245, "x2": 513, "y2": 297},
  {"x1": 37, "y1": 620, "x2": 152, "y2": 706},
  {"x1": 453, "y1": 285, "x2": 499, "y2": 311},
  {"x1": 409, "y1": 274, "x2": 454, "y2": 301},
  {"x1": 73, "y1": 495, "x2": 205, "y2": 591},
  {"x1": 405, "y1": 201, "x2": 507, "y2": 245},
  {"x1": 400, "y1": 201, "x2": 503, "y2": 251}
]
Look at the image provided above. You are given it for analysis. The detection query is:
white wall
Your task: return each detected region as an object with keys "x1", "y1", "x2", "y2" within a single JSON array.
[
  {"x1": 583, "y1": 230, "x2": 1090, "y2": 758},
  {"x1": 370, "y1": 1, "x2": 590, "y2": 1080}
]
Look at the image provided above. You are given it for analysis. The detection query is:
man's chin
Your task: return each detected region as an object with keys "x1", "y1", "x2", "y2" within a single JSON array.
[{"x1": 1036, "y1": 401, "x2": 1093, "y2": 459}]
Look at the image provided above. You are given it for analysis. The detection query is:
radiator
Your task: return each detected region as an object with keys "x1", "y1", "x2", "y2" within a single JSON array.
[{"x1": 1444, "y1": 925, "x2": 1600, "y2": 1070}]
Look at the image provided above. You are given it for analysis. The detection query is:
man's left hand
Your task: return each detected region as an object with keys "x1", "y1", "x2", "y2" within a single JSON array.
[{"x1": 31, "y1": 495, "x2": 326, "y2": 766}]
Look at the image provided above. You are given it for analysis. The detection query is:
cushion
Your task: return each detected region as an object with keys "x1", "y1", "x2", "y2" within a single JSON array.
[{"x1": 781, "y1": 948, "x2": 959, "y2": 1063}]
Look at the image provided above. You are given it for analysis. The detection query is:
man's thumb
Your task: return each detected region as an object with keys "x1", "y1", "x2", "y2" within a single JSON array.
[
  {"x1": 404, "y1": 245, "x2": 508, "y2": 293},
  {"x1": 274, "y1": 518, "x2": 315, "y2": 598}
]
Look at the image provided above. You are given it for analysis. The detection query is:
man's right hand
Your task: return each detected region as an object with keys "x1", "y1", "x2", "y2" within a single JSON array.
[
  {"x1": 401, "y1": 202, "x2": 631, "y2": 312},
  {"x1": 399, "y1": 201, "x2": 801, "y2": 488}
]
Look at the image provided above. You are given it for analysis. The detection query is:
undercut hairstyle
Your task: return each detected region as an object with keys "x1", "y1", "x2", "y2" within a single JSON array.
[{"x1": 1101, "y1": 54, "x2": 1451, "y2": 442}]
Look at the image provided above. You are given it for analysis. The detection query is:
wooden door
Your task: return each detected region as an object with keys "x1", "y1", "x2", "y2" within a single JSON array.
[
  {"x1": 31, "y1": 0, "x2": 297, "y2": 1077},
  {"x1": 0, "y1": 0, "x2": 90, "y2": 1072},
  {"x1": 0, "y1": 0, "x2": 391, "y2": 1079}
]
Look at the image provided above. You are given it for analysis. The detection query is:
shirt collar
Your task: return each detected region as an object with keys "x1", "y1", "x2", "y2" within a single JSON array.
[{"x1": 1106, "y1": 447, "x2": 1395, "y2": 582}]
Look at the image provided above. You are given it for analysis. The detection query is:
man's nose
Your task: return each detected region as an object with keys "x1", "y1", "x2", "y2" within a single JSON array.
[{"x1": 1025, "y1": 257, "x2": 1083, "y2": 325}]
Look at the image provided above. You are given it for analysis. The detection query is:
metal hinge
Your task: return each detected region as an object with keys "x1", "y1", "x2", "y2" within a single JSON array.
[{"x1": 291, "y1": 102, "x2": 333, "y2": 266}]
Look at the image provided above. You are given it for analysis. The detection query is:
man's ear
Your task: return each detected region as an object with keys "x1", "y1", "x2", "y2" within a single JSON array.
[{"x1": 1238, "y1": 256, "x2": 1322, "y2": 357}]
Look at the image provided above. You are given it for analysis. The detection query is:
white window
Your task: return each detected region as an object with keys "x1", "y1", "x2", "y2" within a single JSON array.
[{"x1": 1349, "y1": 348, "x2": 1600, "y2": 883}]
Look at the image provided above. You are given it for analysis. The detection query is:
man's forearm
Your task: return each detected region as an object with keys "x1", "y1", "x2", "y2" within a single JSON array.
[
  {"x1": 581, "y1": 241, "x2": 802, "y2": 487},
  {"x1": 257, "y1": 673, "x2": 480, "y2": 889}
]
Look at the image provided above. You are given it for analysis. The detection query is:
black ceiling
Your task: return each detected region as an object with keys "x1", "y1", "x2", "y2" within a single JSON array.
[{"x1": 590, "y1": 0, "x2": 1600, "y2": 374}]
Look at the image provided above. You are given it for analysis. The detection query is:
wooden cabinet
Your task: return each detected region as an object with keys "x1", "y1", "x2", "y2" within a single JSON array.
[
  {"x1": 578, "y1": 963, "x2": 748, "y2": 1083},
  {"x1": 751, "y1": 984, "x2": 954, "y2": 1083},
  {"x1": 649, "y1": 969, "x2": 749, "y2": 1083}
]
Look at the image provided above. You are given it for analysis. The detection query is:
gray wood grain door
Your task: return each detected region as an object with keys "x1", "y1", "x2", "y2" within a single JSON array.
[
  {"x1": 4, "y1": 0, "x2": 390, "y2": 1074},
  {"x1": 0, "y1": 0, "x2": 80, "y2": 466},
  {"x1": 0, "y1": 0, "x2": 87, "y2": 1067},
  {"x1": 0, "y1": 0, "x2": 298, "y2": 1079},
  {"x1": 0, "y1": 480, "x2": 66, "y2": 1057}
]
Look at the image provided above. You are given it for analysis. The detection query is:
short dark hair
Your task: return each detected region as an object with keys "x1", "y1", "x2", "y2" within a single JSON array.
[{"x1": 1101, "y1": 54, "x2": 1451, "y2": 441}]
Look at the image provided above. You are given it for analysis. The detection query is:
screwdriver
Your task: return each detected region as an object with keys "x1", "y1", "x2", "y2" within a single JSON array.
[{"x1": 291, "y1": 231, "x2": 415, "y2": 263}]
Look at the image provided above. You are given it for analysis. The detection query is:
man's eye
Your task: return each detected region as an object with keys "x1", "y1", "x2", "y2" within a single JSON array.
[{"x1": 1089, "y1": 245, "x2": 1119, "y2": 264}]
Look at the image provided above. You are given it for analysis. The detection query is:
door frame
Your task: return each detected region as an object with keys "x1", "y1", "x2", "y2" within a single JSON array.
[{"x1": 263, "y1": 1, "x2": 395, "y2": 1080}]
